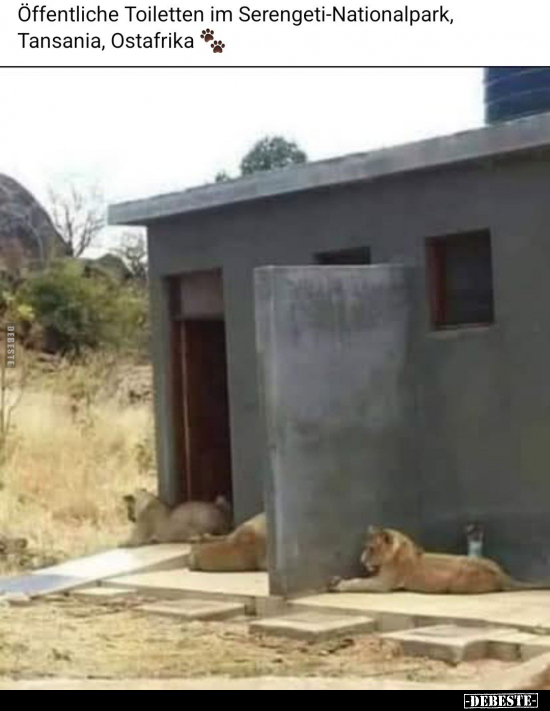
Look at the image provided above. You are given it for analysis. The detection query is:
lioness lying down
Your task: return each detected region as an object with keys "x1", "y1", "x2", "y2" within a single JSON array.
[
  {"x1": 188, "y1": 513, "x2": 267, "y2": 571},
  {"x1": 121, "y1": 489, "x2": 232, "y2": 547},
  {"x1": 330, "y1": 526, "x2": 549, "y2": 594}
]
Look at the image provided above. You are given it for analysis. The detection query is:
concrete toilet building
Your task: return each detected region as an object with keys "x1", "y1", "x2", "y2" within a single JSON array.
[{"x1": 110, "y1": 83, "x2": 550, "y2": 595}]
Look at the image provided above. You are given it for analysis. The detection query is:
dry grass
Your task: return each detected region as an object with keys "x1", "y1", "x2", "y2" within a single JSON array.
[{"x1": 0, "y1": 357, "x2": 155, "y2": 573}]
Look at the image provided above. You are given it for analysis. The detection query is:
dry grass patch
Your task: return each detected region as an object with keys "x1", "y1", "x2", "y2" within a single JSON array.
[{"x1": 0, "y1": 360, "x2": 155, "y2": 573}]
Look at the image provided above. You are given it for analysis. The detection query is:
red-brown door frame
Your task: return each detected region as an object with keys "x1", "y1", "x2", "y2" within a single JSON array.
[
  {"x1": 168, "y1": 277, "x2": 192, "y2": 501},
  {"x1": 167, "y1": 274, "x2": 233, "y2": 504}
]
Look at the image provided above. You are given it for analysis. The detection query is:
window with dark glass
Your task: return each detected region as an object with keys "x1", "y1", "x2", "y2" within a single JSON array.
[
  {"x1": 315, "y1": 246, "x2": 371, "y2": 265},
  {"x1": 426, "y1": 230, "x2": 494, "y2": 329}
]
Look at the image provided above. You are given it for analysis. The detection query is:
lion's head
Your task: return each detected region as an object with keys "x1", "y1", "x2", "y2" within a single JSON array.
[
  {"x1": 360, "y1": 526, "x2": 422, "y2": 573},
  {"x1": 123, "y1": 489, "x2": 156, "y2": 523},
  {"x1": 123, "y1": 494, "x2": 136, "y2": 522}
]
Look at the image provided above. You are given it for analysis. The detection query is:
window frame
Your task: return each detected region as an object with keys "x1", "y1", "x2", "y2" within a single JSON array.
[{"x1": 425, "y1": 229, "x2": 495, "y2": 331}]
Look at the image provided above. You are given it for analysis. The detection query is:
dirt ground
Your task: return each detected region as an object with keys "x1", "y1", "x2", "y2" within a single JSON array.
[{"x1": 0, "y1": 594, "x2": 512, "y2": 683}]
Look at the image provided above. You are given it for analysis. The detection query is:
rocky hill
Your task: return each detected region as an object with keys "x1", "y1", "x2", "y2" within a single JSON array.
[{"x1": 0, "y1": 174, "x2": 68, "y2": 267}]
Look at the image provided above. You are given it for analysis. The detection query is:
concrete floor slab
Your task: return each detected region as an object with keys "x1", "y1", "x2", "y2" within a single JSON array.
[
  {"x1": 292, "y1": 590, "x2": 550, "y2": 634},
  {"x1": 0, "y1": 545, "x2": 190, "y2": 599},
  {"x1": 138, "y1": 598, "x2": 246, "y2": 621},
  {"x1": 250, "y1": 610, "x2": 375, "y2": 641},
  {"x1": 0, "y1": 574, "x2": 86, "y2": 598},
  {"x1": 106, "y1": 569, "x2": 269, "y2": 603},
  {"x1": 34, "y1": 544, "x2": 190, "y2": 580}
]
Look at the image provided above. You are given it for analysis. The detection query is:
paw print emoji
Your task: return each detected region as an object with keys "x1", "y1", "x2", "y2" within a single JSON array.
[
  {"x1": 201, "y1": 29, "x2": 214, "y2": 42},
  {"x1": 212, "y1": 41, "x2": 225, "y2": 54}
]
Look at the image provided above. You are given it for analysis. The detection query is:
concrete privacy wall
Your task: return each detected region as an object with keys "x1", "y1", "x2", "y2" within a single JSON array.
[{"x1": 255, "y1": 265, "x2": 419, "y2": 596}]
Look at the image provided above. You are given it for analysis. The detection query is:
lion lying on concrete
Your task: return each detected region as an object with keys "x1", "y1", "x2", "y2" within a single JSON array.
[
  {"x1": 188, "y1": 513, "x2": 267, "y2": 571},
  {"x1": 121, "y1": 489, "x2": 232, "y2": 547},
  {"x1": 329, "y1": 526, "x2": 548, "y2": 594}
]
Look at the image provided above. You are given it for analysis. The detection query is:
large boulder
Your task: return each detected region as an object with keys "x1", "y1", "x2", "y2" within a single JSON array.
[{"x1": 0, "y1": 174, "x2": 67, "y2": 268}]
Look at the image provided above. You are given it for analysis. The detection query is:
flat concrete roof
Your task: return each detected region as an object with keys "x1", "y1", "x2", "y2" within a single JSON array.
[{"x1": 109, "y1": 112, "x2": 550, "y2": 226}]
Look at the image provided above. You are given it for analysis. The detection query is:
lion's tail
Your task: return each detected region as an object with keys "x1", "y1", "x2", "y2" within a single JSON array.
[{"x1": 504, "y1": 577, "x2": 550, "y2": 591}]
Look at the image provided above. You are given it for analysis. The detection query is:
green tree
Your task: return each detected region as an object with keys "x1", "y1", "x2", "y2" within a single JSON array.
[
  {"x1": 240, "y1": 136, "x2": 307, "y2": 176},
  {"x1": 19, "y1": 260, "x2": 147, "y2": 357},
  {"x1": 214, "y1": 170, "x2": 231, "y2": 183}
]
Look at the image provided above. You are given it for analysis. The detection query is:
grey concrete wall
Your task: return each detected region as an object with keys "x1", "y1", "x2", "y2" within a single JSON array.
[
  {"x1": 255, "y1": 265, "x2": 419, "y2": 595},
  {"x1": 147, "y1": 152, "x2": 550, "y2": 581}
]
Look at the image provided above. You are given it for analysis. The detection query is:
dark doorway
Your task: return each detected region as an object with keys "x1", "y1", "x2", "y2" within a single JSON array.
[
  {"x1": 183, "y1": 319, "x2": 232, "y2": 502},
  {"x1": 169, "y1": 271, "x2": 233, "y2": 504}
]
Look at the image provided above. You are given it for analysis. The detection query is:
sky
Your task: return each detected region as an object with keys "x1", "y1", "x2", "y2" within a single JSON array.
[{"x1": 0, "y1": 68, "x2": 484, "y2": 253}]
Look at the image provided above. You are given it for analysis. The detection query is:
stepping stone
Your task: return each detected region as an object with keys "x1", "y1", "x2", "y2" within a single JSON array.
[
  {"x1": 385, "y1": 625, "x2": 550, "y2": 664},
  {"x1": 382, "y1": 624, "x2": 511, "y2": 663},
  {"x1": 137, "y1": 598, "x2": 246, "y2": 621},
  {"x1": 72, "y1": 586, "x2": 135, "y2": 601},
  {"x1": 484, "y1": 629, "x2": 550, "y2": 662},
  {"x1": 250, "y1": 610, "x2": 375, "y2": 642}
]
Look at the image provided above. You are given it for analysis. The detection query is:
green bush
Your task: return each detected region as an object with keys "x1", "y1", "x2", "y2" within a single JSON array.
[{"x1": 19, "y1": 260, "x2": 148, "y2": 357}]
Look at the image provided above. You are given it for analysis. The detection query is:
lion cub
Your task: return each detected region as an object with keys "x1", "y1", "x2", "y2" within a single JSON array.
[
  {"x1": 188, "y1": 512, "x2": 267, "y2": 571},
  {"x1": 330, "y1": 526, "x2": 549, "y2": 594},
  {"x1": 121, "y1": 489, "x2": 232, "y2": 547}
]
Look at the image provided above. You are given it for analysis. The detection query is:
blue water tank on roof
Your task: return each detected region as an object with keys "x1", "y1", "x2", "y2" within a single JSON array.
[{"x1": 485, "y1": 68, "x2": 550, "y2": 123}]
